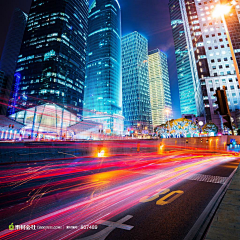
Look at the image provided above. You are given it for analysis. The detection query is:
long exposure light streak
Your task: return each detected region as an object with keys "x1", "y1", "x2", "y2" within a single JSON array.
[{"x1": 0, "y1": 151, "x2": 238, "y2": 240}]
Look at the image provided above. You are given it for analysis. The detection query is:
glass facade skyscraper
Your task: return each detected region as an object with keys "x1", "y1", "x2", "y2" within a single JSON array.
[
  {"x1": 0, "y1": 8, "x2": 27, "y2": 115},
  {"x1": 148, "y1": 49, "x2": 172, "y2": 127},
  {"x1": 8, "y1": 0, "x2": 88, "y2": 116},
  {"x1": 169, "y1": 0, "x2": 204, "y2": 117},
  {"x1": 84, "y1": 0, "x2": 123, "y2": 134},
  {"x1": 122, "y1": 32, "x2": 152, "y2": 132},
  {"x1": 0, "y1": 8, "x2": 27, "y2": 78},
  {"x1": 173, "y1": 0, "x2": 240, "y2": 131},
  {"x1": 0, "y1": 71, "x2": 4, "y2": 92}
]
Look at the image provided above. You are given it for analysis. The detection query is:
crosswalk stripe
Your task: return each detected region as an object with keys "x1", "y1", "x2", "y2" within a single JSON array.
[{"x1": 185, "y1": 174, "x2": 228, "y2": 184}]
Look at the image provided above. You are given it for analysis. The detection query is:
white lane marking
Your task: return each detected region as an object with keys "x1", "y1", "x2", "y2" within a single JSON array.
[
  {"x1": 185, "y1": 174, "x2": 228, "y2": 184},
  {"x1": 78, "y1": 215, "x2": 134, "y2": 240}
]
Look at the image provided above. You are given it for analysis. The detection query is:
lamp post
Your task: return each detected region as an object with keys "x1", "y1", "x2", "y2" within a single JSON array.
[
  {"x1": 213, "y1": 1, "x2": 240, "y2": 86},
  {"x1": 199, "y1": 121, "x2": 204, "y2": 135},
  {"x1": 165, "y1": 109, "x2": 171, "y2": 138}
]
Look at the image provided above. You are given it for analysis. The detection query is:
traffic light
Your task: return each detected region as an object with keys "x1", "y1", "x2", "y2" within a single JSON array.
[
  {"x1": 223, "y1": 115, "x2": 234, "y2": 135},
  {"x1": 9, "y1": 124, "x2": 11, "y2": 128},
  {"x1": 213, "y1": 89, "x2": 229, "y2": 115},
  {"x1": 214, "y1": 88, "x2": 234, "y2": 135},
  {"x1": 223, "y1": 115, "x2": 232, "y2": 130}
]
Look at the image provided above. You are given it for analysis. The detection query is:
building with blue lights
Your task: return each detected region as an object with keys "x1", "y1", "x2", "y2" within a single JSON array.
[
  {"x1": 84, "y1": 0, "x2": 123, "y2": 135},
  {"x1": 169, "y1": 0, "x2": 204, "y2": 117},
  {"x1": 8, "y1": 0, "x2": 89, "y2": 116},
  {"x1": 0, "y1": 8, "x2": 27, "y2": 115},
  {"x1": 170, "y1": 0, "x2": 240, "y2": 132},
  {"x1": 122, "y1": 31, "x2": 152, "y2": 132},
  {"x1": 148, "y1": 49, "x2": 173, "y2": 127},
  {"x1": 0, "y1": 71, "x2": 4, "y2": 94}
]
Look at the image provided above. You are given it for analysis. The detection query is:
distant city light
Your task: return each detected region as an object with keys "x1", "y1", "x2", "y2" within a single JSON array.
[{"x1": 98, "y1": 150, "x2": 105, "y2": 158}]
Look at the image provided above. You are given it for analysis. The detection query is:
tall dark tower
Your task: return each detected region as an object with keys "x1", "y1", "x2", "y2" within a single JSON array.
[
  {"x1": 9, "y1": 0, "x2": 89, "y2": 116},
  {"x1": 84, "y1": 0, "x2": 123, "y2": 134},
  {"x1": 0, "y1": 8, "x2": 27, "y2": 115}
]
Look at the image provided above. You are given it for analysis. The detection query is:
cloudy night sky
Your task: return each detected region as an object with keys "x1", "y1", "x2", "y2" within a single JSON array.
[{"x1": 0, "y1": 0, "x2": 181, "y2": 118}]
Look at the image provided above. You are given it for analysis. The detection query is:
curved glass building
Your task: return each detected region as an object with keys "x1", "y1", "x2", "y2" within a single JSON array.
[
  {"x1": 8, "y1": 0, "x2": 88, "y2": 116},
  {"x1": 84, "y1": 0, "x2": 123, "y2": 134}
]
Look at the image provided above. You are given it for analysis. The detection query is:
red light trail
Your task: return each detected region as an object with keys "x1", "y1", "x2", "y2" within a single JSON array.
[{"x1": 0, "y1": 150, "x2": 238, "y2": 239}]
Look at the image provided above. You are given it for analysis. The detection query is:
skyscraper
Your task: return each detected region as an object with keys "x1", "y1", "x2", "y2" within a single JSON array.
[
  {"x1": 224, "y1": 0, "x2": 240, "y2": 72},
  {"x1": 169, "y1": 0, "x2": 204, "y2": 117},
  {"x1": 148, "y1": 49, "x2": 172, "y2": 127},
  {"x1": 122, "y1": 31, "x2": 152, "y2": 132},
  {"x1": 8, "y1": 0, "x2": 89, "y2": 116},
  {"x1": 84, "y1": 0, "x2": 123, "y2": 134},
  {"x1": 0, "y1": 71, "x2": 4, "y2": 91},
  {"x1": 0, "y1": 8, "x2": 27, "y2": 115},
  {"x1": 176, "y1": 0, "x2": 240, "y2": 131}
]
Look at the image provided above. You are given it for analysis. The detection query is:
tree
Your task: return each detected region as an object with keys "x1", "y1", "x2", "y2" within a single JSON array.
[
  {"x1": 169, "y1": 118, "x2": 198, "y2": 137},
  {"x1": 223, "y1": 123, "x2": 237, "y2": 135},
  {"x1": 156, "y1": 118, "x2": 199, "y2": 138},
  {"x1": 202, "y1": 123, "x2": 218, "y2": 134},
  {"x1": 155, "y1": 123, "x2": 168, "y2": 137}
]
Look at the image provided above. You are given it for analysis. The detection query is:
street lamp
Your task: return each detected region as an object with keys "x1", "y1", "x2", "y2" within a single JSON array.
[
  {"x1": 212, "y1": 1, "x2": 240, "y2": 86},
  {"x1": 199, "y1": 121, "x2": 204, "y2": 135},
  {"x1": 137, "y1": 122, "x2": 141, "y2": 137},
  {"x1": 165, "y1": 109, "x2": 171, "y2": 138}
]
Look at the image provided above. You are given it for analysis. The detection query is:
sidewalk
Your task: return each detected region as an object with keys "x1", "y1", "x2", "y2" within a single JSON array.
[{"x1": 205, "y1": 165, "x2": 240, "y2": 240}]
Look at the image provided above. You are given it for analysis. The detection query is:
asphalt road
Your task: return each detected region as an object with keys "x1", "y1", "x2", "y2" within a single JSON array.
[{"x1": 0, "y1": 149, "x2": 239, "y2": 240}]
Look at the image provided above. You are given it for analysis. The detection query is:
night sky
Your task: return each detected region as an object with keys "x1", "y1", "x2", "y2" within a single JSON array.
[{"x1": 0, "y1": 0, "x2": 181, "y2": 118}]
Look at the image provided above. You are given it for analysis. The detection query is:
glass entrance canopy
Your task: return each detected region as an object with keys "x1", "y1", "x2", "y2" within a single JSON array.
[{"x1": 8, "y1": 103, "x2": 79, "y2": 138}]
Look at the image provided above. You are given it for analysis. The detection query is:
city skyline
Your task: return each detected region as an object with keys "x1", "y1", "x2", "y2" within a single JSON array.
[
  {"x1": 0, "y1": 0, "x2": 181, "y2": 119},
  {"x1": 0, "y1": 2, "x2": 240, "y2": 239}
]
